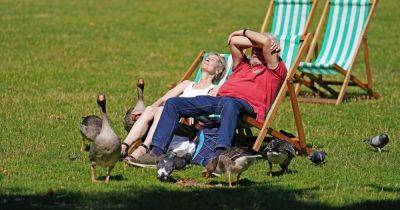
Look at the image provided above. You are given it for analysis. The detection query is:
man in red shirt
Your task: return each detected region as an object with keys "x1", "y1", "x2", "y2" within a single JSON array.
[{"x1": 133, "y1": 29, "x2": 287, "y2": 167}]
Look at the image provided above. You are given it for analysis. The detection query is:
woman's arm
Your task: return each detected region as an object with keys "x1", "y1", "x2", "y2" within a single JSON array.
[{"x1": 150, "y1": 80, "x2": 191, "y2": 107}]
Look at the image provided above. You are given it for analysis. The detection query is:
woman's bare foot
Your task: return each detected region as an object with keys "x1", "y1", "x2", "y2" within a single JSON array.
[{"x1": 130, "y1": 145, "x2": 147, "y2": 159}]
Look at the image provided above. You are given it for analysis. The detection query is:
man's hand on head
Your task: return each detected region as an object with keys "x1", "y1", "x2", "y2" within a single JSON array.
[{"x1": 270, "y1": 38, "x2": 281, "y2": 54}]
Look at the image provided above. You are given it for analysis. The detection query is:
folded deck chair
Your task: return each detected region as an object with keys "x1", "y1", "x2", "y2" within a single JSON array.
[{"x1": 295, "y1": 0, "x2": 380, "y2": 104}]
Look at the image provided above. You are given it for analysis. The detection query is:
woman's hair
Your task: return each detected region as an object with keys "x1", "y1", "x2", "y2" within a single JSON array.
[{"x1": 207, "y1": 52, "x2": 227, "y2": 85}]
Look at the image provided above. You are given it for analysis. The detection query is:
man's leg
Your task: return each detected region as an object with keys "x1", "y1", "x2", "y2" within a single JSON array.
[
  {"x1": 215, "y1": 97, "x2": 255, "y2": 150},
  {"x1": 151, "y1": 96, "x2": 220, "y2": 154}
]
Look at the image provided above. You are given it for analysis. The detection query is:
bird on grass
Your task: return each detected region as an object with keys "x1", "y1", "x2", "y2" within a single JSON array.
[
  {"x1": 364, "y1": 132, "x2": 389, "y2": 152},
  {"x1": 124, "y1": 78, "x2": 145, "y2": 132},
  {"x1": 156, "y1": 152, "x2": 192, "y2": 182},
  {"x1": 308, "y1": 150, "x2": 327, "y2": 165},
  {"x1": 79, "y1": 115, "x2": 102, "y2": 152},
  {"x1": 262, "y1": 138, "x2": 296, "y2": 176},
  {"x1": 89, "y1": 93, "x2": 121, "y2": 183},
  {"x1": 205, "y1": 147, "x2": 261, "y2": 187}
]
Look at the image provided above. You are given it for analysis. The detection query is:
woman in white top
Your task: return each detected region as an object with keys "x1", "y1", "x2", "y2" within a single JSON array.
[{"x1": 121, "y1": 53, "x2": 227, "y2": 160}]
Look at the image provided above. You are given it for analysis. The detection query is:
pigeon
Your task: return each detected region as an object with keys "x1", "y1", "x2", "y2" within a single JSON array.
[
  {"x1": 263, "y1": 138, "x2": 296, "y2": 176},
  {"x1": 156, "y1": 152, "x2": 192, "y2": 182},
  {"x1": 89, "y1": 93, "x2": 121, "y2": 183},
  {"x1": 79, "y1": 115, "x2": 102, "y2": 152},
  {"x1": 205, "y1": 147, "x2": 261, "y2": 187},
  {"x1": 308, "y1": 150, "x2": 327, "y2": 165},
  {"x1": 364, "y1": 132, "x2": 389, "y2": 152},
  {"x1": 124, "y1": 78, "x2": 145, "y2": 132}
]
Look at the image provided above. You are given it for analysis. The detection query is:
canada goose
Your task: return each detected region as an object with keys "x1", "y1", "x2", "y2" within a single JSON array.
[
  {"x1": 124, "y1": 78, "x2": 145, "y2": 132},
  {"x1": 79, "y1": 115, "x2": 102, "y2": 152},
  {"x1": 89, "y1": 93, "x2": 121, "y2": 183},
  {"x1": 263, "y1": 139, "x2": 296, "y2": 176},
  {"x1": 205, "y1": 147, "x2": 261, "y2": 187}
]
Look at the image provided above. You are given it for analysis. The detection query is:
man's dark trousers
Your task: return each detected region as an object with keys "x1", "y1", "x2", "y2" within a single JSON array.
[{"x1": 151, "y1": 95, "x2": 255, "y2": 152}]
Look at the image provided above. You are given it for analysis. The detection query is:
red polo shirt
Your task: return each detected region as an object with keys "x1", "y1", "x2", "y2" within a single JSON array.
[{"x1": 217, "y1": 57, "x2": 287, "y2": 122}]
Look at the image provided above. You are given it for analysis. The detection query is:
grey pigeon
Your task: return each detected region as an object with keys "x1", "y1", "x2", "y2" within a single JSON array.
[
  {"x1": 79, "y1": 115, "x2": 102, "y2": 152},
  {"x1": 364, "y1": 132, "x2": 389, "y2": 152},
  {"x1": 308, "y1": 150, "x2": 326, "y2": 165},
  {"x1": 156, "y1": 152, "x2": 191, "y2": 182},
  {"x1": 89, "y1": 93, "x2": 121, "y2": 183},
  {"x1": 124, "y1": 78, "x2": 145, "y2": 132},
  {"x1": 205, "y1": 147, "x2": 261, "y2": 187},
  {"x1": 263, "y1": 139, "x2": 296, "y2": 176}
]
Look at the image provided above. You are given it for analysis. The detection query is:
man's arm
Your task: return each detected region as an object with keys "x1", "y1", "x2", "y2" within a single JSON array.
[
  {"x1": 242, "y1": 30, "x2": 280, "y2": 69},
  {"x1": 228, "y1": 30, "x2": 253, "y2": 67}
]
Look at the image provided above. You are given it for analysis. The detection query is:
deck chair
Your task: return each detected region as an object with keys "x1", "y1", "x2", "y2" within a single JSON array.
[
  {"x1": 295, "y1": 0, "x2": 380, "y2": 104},
  {"x1": 125, "y1": 52, "x2": 233, "y2": 156},
  {"x1": 177, "y1": 1, "x2": 318, "y2": 155},
  {"x1": 179, "y1": 34, "x2": 312, "y2": 155},
  {"x1": 238, "y1": 0, "x2": 318, "y2": 154}
]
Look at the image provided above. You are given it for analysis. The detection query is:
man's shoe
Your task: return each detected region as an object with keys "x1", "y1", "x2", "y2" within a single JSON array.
[{"x1": 125, "y1": 153, "x2": 159, "y2": 169}]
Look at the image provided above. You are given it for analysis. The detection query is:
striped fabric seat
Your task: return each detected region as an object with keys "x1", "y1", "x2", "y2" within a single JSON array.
[
  {"x1": 270, "y1": 0, "x2": 313, "y2": 69},
  {"x1": 299, "y1": 0, "x2": 371, "y2": 75},
  {"x1": 193, "y1": 53, "x2": 233, "y2": 85}
]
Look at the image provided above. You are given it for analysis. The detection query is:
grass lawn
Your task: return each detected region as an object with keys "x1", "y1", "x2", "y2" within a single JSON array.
[{"x1": 1, "y1": 0, "x2": 399, "y2": 209}]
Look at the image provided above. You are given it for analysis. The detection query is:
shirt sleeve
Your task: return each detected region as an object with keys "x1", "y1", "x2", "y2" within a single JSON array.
[{"x1": 267, "y1": 61, "x2": 287, "y2": 80}]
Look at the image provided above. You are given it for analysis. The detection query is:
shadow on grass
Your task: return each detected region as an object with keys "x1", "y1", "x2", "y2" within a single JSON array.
[
  {"x1": 2, "y1": 184, "x2": 400, "y2": 210},
  {"x1": 296, "y1": 90, "x2": 377, "y2": 103}
]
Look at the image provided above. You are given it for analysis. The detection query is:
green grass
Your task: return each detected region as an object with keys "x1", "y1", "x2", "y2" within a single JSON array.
[{"x1": 1, "y1": 0, "x2": 399, "y2": 209}]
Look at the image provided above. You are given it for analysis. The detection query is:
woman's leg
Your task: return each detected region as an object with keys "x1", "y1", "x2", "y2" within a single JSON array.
[
  {"x1": 130, "y1": 107, "x2": 164, "y2": 158},
  {"x1": 121, "y1": 106, "x2": 157, "y2": 154}
]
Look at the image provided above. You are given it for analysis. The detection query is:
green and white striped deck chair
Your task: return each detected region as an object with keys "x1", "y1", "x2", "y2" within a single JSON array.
[
  {"x1": 260, "y1": 0, "x2": 318, "y2": 69},
  {"x1": 296, "y1": 0, "x2": 380, "y2": 104},
  {"x1": 232, "y1": 0, "x2": 318, "y2": 153}
]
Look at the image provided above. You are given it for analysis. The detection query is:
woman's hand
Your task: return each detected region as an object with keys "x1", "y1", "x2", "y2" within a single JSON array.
[
  {"x1": 130, "y1": 111, "x2": 143, "y2": 121},
  {"x1": 208, "y1": 86, "x2": 220, "y2": 97}
]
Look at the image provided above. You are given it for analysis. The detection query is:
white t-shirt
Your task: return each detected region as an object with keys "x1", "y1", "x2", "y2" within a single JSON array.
[{"x1": 179, "y1": 82, "x2": 215, "y2": 98}]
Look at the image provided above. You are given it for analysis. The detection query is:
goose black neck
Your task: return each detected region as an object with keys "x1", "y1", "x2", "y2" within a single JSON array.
[
  {"x1": 97, "y1": 99, "x2": 107, "y2": 113},
  {"x1": 136, "y1": 86, "x2": 144, "y2": 100}
]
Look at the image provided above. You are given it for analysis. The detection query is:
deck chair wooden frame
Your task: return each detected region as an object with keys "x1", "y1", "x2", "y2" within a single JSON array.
[
  {"x1": 295, "y1": 0, "x2": 380, "y2": 105},
  {"x1": 243, "y1": 34, "x2": 313, "y2": 154}
]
